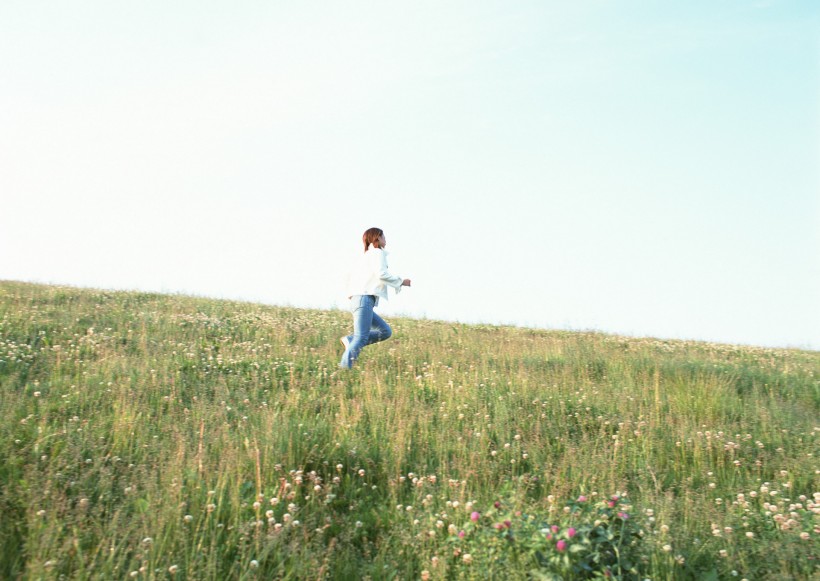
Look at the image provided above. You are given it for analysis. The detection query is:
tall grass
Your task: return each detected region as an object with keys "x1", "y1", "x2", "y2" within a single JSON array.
[{"x1": 0, "y1": 280, "x2": 817, "y2": 580}]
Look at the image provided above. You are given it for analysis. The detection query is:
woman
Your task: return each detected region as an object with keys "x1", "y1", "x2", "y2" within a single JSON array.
[{"x1": 339, "y1": 227, "x2": 411, "y2": 369}]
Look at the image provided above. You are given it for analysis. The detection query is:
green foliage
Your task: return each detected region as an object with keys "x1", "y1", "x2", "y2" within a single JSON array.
[
  {"x1": 448, "y1": 494, "x2": 647, "y2": 579},
  {"x1": 0, "y1": 281, "x2": 817, "y2": 580}
]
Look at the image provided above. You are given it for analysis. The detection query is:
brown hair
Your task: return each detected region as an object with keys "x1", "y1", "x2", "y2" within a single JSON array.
[{"x1": 362, "y1": 227, "x2": 384, "y2": 252}]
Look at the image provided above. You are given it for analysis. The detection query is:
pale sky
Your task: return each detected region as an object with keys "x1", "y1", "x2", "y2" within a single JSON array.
[{"x1": 1, "y1": 1, "x2": 818, "y2": 350}]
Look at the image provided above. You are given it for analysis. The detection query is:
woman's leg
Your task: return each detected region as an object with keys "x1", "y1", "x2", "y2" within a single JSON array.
[
  {"x1": 367, "y1": 311, "x2": 392, "y2": 345},
  {"x1": 339, "y1": 295, "x2": 375, "y2": 369},
  {"x1": 341, "y1": 314, "x2": 390, "y2": 348}
]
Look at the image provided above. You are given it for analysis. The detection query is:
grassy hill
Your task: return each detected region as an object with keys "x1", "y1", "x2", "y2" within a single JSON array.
[{"x1": 0, "y1": 280, "x2": 817, "y2": 580}]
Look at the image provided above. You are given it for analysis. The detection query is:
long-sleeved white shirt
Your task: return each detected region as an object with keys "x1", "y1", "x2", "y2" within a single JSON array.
[{"x1": 345, "y1": 245, "x2": 403, "y2": 305}]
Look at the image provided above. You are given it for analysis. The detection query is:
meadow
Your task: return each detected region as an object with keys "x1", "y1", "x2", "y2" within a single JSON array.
[{"x1": 0, "y1": 280, "x2": 817, "y2": 580}]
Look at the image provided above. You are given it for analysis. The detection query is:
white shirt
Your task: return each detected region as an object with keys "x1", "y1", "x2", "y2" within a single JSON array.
[{"x1": 345, "y1": 245, "x2": 403, "y2": 306}]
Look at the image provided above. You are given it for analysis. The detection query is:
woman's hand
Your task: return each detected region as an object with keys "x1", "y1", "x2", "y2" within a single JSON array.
[{"x1": 402, "y1": 279, "x2": 412, "y2": 287}]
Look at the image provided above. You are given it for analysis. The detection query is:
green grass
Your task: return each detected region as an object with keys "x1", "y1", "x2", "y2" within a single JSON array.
[{"x1": 0, "y1": 280, "x2": 817, "y2": 580}]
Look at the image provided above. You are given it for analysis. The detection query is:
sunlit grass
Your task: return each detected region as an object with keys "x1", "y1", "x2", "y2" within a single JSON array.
[{"x1": 0, "y1": 280, "x2": 817, "y2": 579}]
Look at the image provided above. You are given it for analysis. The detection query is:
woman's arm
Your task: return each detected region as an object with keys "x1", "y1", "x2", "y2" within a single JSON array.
[{"x1": 372, "y1": 250, "x2": 404, "y2": 289}]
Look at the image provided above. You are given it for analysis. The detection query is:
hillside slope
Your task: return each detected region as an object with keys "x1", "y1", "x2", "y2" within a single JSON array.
[{"x1": 1, "y1": 281, "x2": 817, "y2": 580}]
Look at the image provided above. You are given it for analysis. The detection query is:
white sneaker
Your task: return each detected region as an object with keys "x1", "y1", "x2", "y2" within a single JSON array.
[{"x1": 340, "y1": 336, "x2": 350, "y2": 349}]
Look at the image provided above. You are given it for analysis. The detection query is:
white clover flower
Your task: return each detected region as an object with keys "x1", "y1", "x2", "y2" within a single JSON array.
[{"x1": 250, "y1": 560, "x2": 259, "y2": 569}]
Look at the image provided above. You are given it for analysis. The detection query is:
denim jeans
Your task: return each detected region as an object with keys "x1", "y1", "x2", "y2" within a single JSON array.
[{"x1": 339, "y1": 295, "x2": 392, "y2": 369}]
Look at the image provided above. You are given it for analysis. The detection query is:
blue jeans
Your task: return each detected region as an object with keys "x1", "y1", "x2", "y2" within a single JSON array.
[{"x1": 339, "y1": 295, "x2": 392, "y2": 369}]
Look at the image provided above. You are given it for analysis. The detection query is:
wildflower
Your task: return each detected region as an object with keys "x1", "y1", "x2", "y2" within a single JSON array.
[
  {"x1": 421, "y1": 571, "x2": 430, "y2": 580},
  {"x1": 462, "y1": 553, "x2": 473, "y2": 564},
  {"x1": 448, "y1": 524, "x2": 458, "y2": 535},
  {"x1": 719, "y1": 550, "x2": 728, "y2": 557},
  {"x1": 470, "y1": 511, "x2": 480, "y2": 522},
  {"x1": 358, "y1": 469, "x2": 365, "y2": 477},
  {"x1": 577, "y1": 495, "x2": 587, "y2": 502},
  {"x1": 556, "y1": 540, "x2": 567, "y2": 552},
  {"x1": 168, "y1": 565, "x2": 178, "y2": 574},
  {"x1": 551, "y1": 525, "x2": 560, "y2": 534},
  {"x1": 494, "y1": 501, "x2": 501, "y2": 508},
  {"x1": 745, "y1": 531, "x2": 754, "y2": 539},
  {"x1": 458, "y1": 530, "x2": 465, "y2": 538},
  {"x1": 675, "y1": 555, "x2": 685, "y2": 565},
  {"x1": 206, "y1": 503, "x2": 216, "y2": 513},
  {"x1": 504, "y1": 520, "x2": 512, "y2": 529},
  {"x1": 270, "y1": 497, "x2": 279, "y2": 505},
  {"x1": 355, "y1": 521, "x2": 363, "y2": 528},
  {"x1": 800, "y1": 532, "x2": 810, "y2": 540},
  {"x1": 142, "y1": 537, "x2": 153, "y2": 546},
  {"x1": 663, "y1": 544, "x2": 672, "y2": 553},
  {"x1": 250, "y1": 560, "x2": 259, "y2": 569},
  {"x1": 567, "y1": 527, "x2": 576, "y2": 538},
  {"x1": 184, "y1": 515, "x2": 193, "y2": 523}
]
